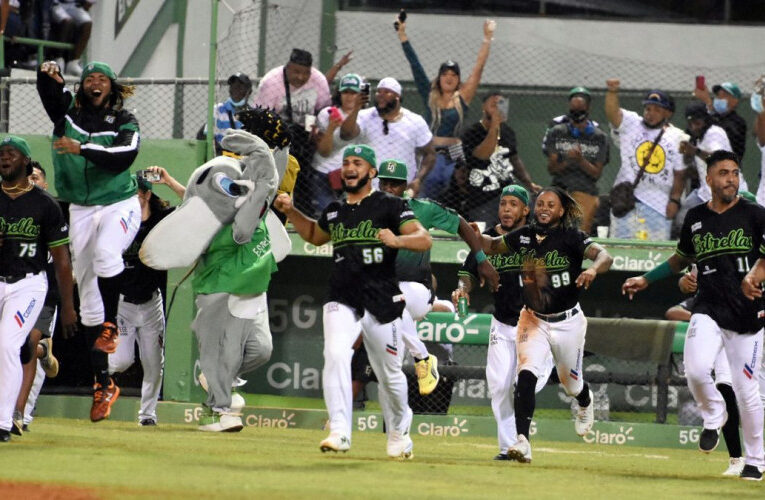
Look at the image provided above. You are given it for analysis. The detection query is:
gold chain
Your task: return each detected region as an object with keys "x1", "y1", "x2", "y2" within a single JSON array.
[{"x1": 1, "y1": 183, "x2": 34, "y2": 195}]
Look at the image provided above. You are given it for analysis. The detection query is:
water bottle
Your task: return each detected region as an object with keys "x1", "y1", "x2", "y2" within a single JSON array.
[{"x1": 457, "y1": 297, "x2": 469, "y2": 318}]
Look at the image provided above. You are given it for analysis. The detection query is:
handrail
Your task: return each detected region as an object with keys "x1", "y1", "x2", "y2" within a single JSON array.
[{"x1": 1, "y1": 35, "x2": 75, "y2": 70}]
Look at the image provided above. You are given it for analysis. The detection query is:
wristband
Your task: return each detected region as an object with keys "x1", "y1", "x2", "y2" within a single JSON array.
[
  {"x1": 643, "y1": 260, "x2": 673, "y2": 284},
  {"x1": 669, "y1": 198, "x2": 681, "y2": 205},
  {"x1": 475, "y1": 250, "x2": 488, "y2": 264}
]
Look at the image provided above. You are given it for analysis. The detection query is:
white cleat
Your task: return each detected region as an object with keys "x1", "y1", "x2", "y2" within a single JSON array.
[
  {"x1": 320, "y1": 433, "x2": 350, "y2": 453},
  {"x1": 506, "y1": 435, "x2": 532, "y2": 463},
  {"x1": 387, "y1": 431, "x2": 414, "y2": 460},
  {"x1": 198, "y1": 412, "x2": 243, "y2": 432},
  {"x1": 722, "y1": 457, "x2": 745, "y2": 477},
  {"x1": 574, "y1": 390, "x2": 595, "y2": 436}
]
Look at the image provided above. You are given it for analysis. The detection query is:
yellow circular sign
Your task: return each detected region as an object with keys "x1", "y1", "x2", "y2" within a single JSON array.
[{"x1": 635, "y1": 141, "x2": 666, "y2": 174}]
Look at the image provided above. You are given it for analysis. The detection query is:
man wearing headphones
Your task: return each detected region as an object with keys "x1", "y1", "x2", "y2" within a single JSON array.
[{"x1": 543, "y1": 87, "x2": 610, "y2": 234}]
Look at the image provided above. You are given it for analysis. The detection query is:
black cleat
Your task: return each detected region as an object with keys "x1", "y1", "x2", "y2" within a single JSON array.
[
  {"x1": 140, "y1": 418, "x2": 157, "y2": 426},
  {"x1": 493, "y1": 453, "x2": 511, "y2": 461},
  {"x1": 740, "y1": 464, "x2": 763, "y2": 481},
  {"x1": 0, "y1": 429, "x2": 10, "y2": 442},
  {"x1": 698, "y1": 428, "x2": 720, "y2": 453}
]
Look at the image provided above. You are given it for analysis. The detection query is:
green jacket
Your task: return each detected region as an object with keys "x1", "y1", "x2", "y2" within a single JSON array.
[{"x1": 37, "y1": 71, "x2": 140, "y2": 205}]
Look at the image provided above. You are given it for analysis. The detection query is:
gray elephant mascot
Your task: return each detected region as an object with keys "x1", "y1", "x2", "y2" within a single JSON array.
[{"x1": 140, "y1": 108, "x2": 293, "y2": 431}]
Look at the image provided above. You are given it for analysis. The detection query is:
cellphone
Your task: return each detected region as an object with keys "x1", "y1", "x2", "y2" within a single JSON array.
[
  {"x1": 695, "y1": 75, "x2": 705, "y2": 90},
  {"x1": 329, "y1": 106, "x2": 343, "y2": 122},
  {"x1": 137, "y1": 169, "x2": 161, "y2": 183},
  {"x1": 393, "y1": 8, "x2": 407, "y2": 30},
  {"x1": 496, "y1": 96, "x2": 509, "y2": 120},
  {"x1": 360, "y1": 82, "x2": 370, "y2": 96}
]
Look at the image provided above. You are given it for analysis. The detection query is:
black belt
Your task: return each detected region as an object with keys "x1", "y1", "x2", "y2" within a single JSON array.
[
  {"x1": 530, "y1": 307, "x2": 579, "y2": 323},
  {"x1": 123, "y1": 295, "x2": 153, "y2": 305},
  {"x1": 0, "y1": 273, "x2": 35, "y2": 284}
]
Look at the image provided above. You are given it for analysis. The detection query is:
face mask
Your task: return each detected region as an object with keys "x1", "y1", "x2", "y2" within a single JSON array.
[
  {"x1": 568, "y1": 109, "x2": 588, "y2": 123},
  {"x1": 712, "y1": 98, "x2": 728, "y2": 114},
  {"x1": 229, "y1": 97, "x2": 247, "y2": 107},
  {"x1": 751, "y1": 93, "x2": 764, "y2": 114}
]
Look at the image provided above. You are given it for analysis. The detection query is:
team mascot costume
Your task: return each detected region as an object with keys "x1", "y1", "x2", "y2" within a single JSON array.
[{"x1": 140, "y1": 108, "x2": 293, "y2": 431}]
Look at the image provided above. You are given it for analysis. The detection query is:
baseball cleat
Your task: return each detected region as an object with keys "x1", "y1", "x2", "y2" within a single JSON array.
[
  {"x1": 386, "y1": 431, "x2": 414, "y2": 460},
  {"x1": 11, "y1": 411, "x2": 23, "y2": 436},
  {"x1": 740, "y1": 464, "x2": 764, "y2": 481},
  {"x1": 415, "y1": 355, "x2": 439, "y2": 396},
  {"x1": 0, "y1": 429, "x2": 10, "y2": 442},
  {"x1": 139, "y1": 418, "x2": 157, "y2": 426},
  {"x1": 93, "y1": 322, "x2": 120, "y2": 354},
  {"x1": 507, "y1": 435, "x2": 532, "y2": 464},
  {"x1": 699, "y1": 428, "x2": 720, "y2": 453},
  {"x1": 320, "y1": 433, "x2": 351, "y2": 453},
  {"x1": 723, "y1": 457, "x2": 745, "y2": 476},
  {"x1": 198, "y1": 408, "x2": 243, "y2": 432},
  {"x1": 493, "y1": 453, "x2": 511, "y2": 461},
  {"x1": 574, "y1": 389, "x2": 595, "y2": 436},
  {"x1": 39, "y1": 338, "x2": 59, "y2": 378},
  {"x1": 90, "y1": 379, "x2": 120, "y2": 422}
]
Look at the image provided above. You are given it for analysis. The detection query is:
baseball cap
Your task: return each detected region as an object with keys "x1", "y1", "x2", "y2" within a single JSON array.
[
  {"x1": 642, "y1": 90, "x2": 672, "y2": 110},
  {"x1": 712, "y1": 82, "x2": 742, "y2": 99},
  {"x1": 376, "y1": 159, "x2": 408, "y2": 182},
  {"x1": 227, "y1": 72, "x2": 252, "y2": 88},
  {"x1": 289, "y1": 48, "x2": 313, "y2": 67},
  {"x1": 377, "y1": 77, "x2": 402, "y2": 96},
  {"x1": 685, "y1": 100, "x2": 709, "y2": 120},
  {"x1": 343, "y1": 144, "x2": 377, "y2": 169},
  {"x1": 81, "y1": 61, "x2": 117, "y2": 82},
  {"x1": 500, "y1": 184, "x2": 529, "y2": 206},
  {"x1": 338, "y1": 73, "x2": 362, "y2": 93},
  {"x1": 1, "y1": 135, "x2": 31, "y2": 158},
  {"x1": 568, "y1": 86, "x2": 591, "y2": 102},
  {"x1": 439, "y1": 60, "x2": 460, "y2": 77}
]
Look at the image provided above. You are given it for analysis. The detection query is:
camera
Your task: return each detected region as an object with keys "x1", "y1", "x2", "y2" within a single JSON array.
[
  {"x1": 393, "y1": 9, "x2": 407, "y2": 31},
  {"x1": 360, "y1": 83, "x2": 370, "y2": 96},
  {"x1": 137, "y1": 169, "x2": 161, "y2": 183}
]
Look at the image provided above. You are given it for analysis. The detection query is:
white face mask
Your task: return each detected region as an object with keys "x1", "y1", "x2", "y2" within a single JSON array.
[
  {"x1": 229, "y1": 97, "x2": 247, "y2": 107},
  {"x1": 751, "y1": 93, "x2": 764, "y2": 114}
]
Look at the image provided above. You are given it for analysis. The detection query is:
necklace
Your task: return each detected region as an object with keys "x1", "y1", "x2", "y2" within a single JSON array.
[{"x1": 2, "y1": 183, "x2": 34, "y2": 195}]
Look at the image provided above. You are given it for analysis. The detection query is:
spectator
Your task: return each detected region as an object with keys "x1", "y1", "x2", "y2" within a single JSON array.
[
  {"x1": 542, "y1": 87, "x2": 601, "y2": 153},
  {"x1": 605, "y1": 80, "x2": 685, "y2": 241},
  {"x1": 0, "y1": 0, "x2": 31, "y2": 67},
  {"x1": 694, "y1": 81, "x2": 747, "y2": 161},
  {"x1": 50, "y1": 0, "x2": 95, "y2": 77},
  {"x1": 460, "y1": 92, "x2": 538, "y2": 225},
  {"x1": 199, "y1": 72, "x2": 253, "y2": 155},
  {"x1": 396, "y1": 18, "x2": 495, "y2": 199},
  {"x1": 543, "y1": 89, "x2": 609, "y2": 233},
  {"x1": 754, "y1": 89, "x2": 765, "y2": 205},
  {"x1": 339, "y1": 77, "x2": 436, "y2": 195}
]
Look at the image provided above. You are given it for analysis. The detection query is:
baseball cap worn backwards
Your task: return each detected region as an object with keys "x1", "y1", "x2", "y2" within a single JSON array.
[
  {"x1": 712, "y1": 82, "x2": 742, "y2": 99},
  {"x1": 642, "y1": 90, "x2": 672, "y2": 110},
  {"x1": 339, "y1": 73, "x2": 362, "y2": 92},
  {"x1": 1, "y1": 135, "x2": 31, "y2": 158},
  {"x1": 289, "y1": 48, "x2": 313, "y2": 67},
  {"x1": 343, "y1": 144, "x2": 377, "y2": 168},
  {"x1": 377, "y1": 159, "x2": 408, "y2": 182},
  {"x1": 228, "y1": 72, "x2": 253, "y2": 88},
  {"x1": 501, "y1": 184, "x2": 529, "y2": 206},
  {"x1": 81, "y1": 61, "x2": 117, "y2": 82},
  {"x1": 377, "y1": 77, "x2": 402, "y2": 96}
]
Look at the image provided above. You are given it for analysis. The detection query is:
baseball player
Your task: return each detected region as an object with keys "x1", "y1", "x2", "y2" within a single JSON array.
[
  {"x1": 376, "y1": 158, "x2": 499, "y2": 395},
  {"x1": 38, "y1": 60, "x2": 141, "y2": 422},
  {"x1": 479, "y1": 186, "x2": 613, "y2": 463},
  {"x1": 626, "y1": 150, "x2": 765, "y2": 480},
  {"x1": 274, "y1": 144, "x2": 432, "y2": 459},
  {"x1": 452, "y1": 184, "x2": 553, "y2": 460},
  {"x1": 0, "y1": 135, "x2": 76, "y2": 442}
]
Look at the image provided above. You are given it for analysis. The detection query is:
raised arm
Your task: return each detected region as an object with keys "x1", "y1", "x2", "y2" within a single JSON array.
[
  {"x1": 324, "y1": 50, "x2": 353, "y2": 85},
  {"x1": 409, "y1": 141, "x2": 436, "y2": 196},
  {"x1": 397, "y1": 21, "x2": 431, "y2": 110},
  {"x1": 146, "y1": 166, "x2": 186, "y2": 200},
  {"x1": 339, "y1": 93, "x2": 364, "y2": 141},
  {"x1": 273, "y1": 193, "x2": 331, "y2": 246},
  {"x1": 605, "y1": 79, "x2": 623, "y2": 129},
  {"x1": 459, "y1": 20, "x2": 495, "y2": 105},
  {"x1": 37, "y1": 61, "x2": 72, "y2": 125},
  {"x1": 577, "y1": 242, "x2": 613, "y2": 289}
]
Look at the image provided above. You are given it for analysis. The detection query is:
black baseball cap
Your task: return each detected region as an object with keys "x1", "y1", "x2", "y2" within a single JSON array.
[
  {"x1": 439, "y1": 60, "x2": 460, "y2": 77},
  {"x1": 685, "y1": 100, "x2": 709, "y2": 120},
  {"x1": 642, "y1": 90, "x2": 672, "y2": 110},
  {"x1": 227, "y1": 72, "x2": 252, "y2": 88},
  {"x1": 289, "y1": 48, "x2": 313, "y2": 67}
]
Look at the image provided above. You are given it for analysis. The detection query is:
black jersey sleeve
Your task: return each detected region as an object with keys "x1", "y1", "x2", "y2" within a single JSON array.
[
  {"x1": 677, "y1": 211, "x2": 696, "y2": 259},
  {"x1": 574, "y1": 229, "x2": 594, "y2": 256},
  {"x1": 43, "y1": 194, "x2": 69, "y2": 248},
  {"x1": 316, "y1": 201, "x2": 337, "y2": 235},
  {"x1": 36, "y1": 70, "x2": 73, "y2": 125},
  {"x1": 79, "y1": 112, "x2": 141, "y2": 173},
  {"x1": 755, "y1": 204, "x2": 765, "y2": 257},
  {"x1": 458, "y1": 249, "x2": 480, "y2": 281},
  {"x1": 392, "y1": 196, "x2": 417, "y2": 233}
]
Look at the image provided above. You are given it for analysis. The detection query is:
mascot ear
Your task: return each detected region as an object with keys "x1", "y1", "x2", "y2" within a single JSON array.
[
  {"x1": 271, "y1": 146, "x2": 290, "y2": 185},
  {"x1": 232, "y1": 135, "x2": 279, "y2": 244}
]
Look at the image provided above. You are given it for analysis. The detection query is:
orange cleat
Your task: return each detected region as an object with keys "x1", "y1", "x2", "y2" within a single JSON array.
[
  {"x1": 90, "y1": 379, "x2": 120, "y2": 422},
  {"x1": 93, "y1": 322, "x2": 120, "y2": 353}
]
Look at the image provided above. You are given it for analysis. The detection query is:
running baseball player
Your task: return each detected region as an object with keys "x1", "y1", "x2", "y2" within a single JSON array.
[
  {"x1": 0, "y1": 136, "x2": 76, "y2": 442},
  {"x1": 452, "y1": 184, "x2": 553, "y2": 461},
  {"x1": 37, "y1": 60, "x2": 141, "y2": 422},
  {"x1": 479, "y1": 186, "x2": 612, "y2": 463},
  {"x1": 626, "y1": 150, "x2": 765, "y2": 480},
  {"x1": 275, "y1": 144, "x2": 432, "y2": 459},
  {"x1": 376, "y1": 158, "x2": 499, "y2": 395}
]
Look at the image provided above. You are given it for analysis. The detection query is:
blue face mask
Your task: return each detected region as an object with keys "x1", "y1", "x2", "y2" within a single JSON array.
[
  {"x1": 712, "y1": 98, "x2": 729, "y2": 114},
  {"x1": 229, "y1": 97, "x2": 247, "y2": 108},
  {"x1": 752, "y1": 93, "x2": 764, "y2": 114}
]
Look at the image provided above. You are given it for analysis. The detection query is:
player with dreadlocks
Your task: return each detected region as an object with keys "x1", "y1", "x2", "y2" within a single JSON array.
[{"x1": 477, "y1": 186, "x2": 613, "y2": 463}]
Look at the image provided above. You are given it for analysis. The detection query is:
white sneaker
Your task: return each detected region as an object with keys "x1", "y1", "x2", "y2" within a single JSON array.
[
  {"x1": 575, "y1": 390, "x2": 595, "y2": 436},
  {"x1": 723, "y1": 457, "x2": 745, "y2": 476},
  {"x1": 320, "y1": 433, "x2": 351, "y2": 453},
  {"x1": 507, "y1": 435, "x2": 532, "y2": 463},
  {"x1": 387, "y1": 431, "x2": 414, "y2": 460},
  {"x1": 66, "y1": 60, "x2": 83, "y2": 77},
  {"x1": 198, "y1": 411, "x2": 243, "y2": 432}
]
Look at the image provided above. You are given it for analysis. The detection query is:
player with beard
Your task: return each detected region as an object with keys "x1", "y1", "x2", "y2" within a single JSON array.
[
  {"x1": 37, "y1": 60, "x2": 141, "y2": 422},
  {"x1": 625, "y1": 150, "x2": 765, "y2": 480},
  {"x1": 0, "y1": 136, "x2": 76, "y2": 442},
  {"x1": 478, "y1": 186, "x2": 613, "y2": 463},
  {"x1": 274, "y1": 145, "x2": 431, "y2": 459}
]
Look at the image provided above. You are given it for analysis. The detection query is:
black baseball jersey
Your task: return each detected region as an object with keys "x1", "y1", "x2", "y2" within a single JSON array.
[
  {"x1": 677, "y1": 199, "x2": 765, "y2": 333},
  {"x1": 459, "y1": 226, "x2": 524, "y2": 325},
  {"x1": 317, "y1": 190, "x2": 417, "y2": 323},
  {"x1": 503, "y1": 225, "x2": 592, "y2": 314},
  {"x1": 121, "y1": 206, "x2": 174, "y2": 304},
  {"x1": 0, "y1": 186, "x2": 69, "y2": 277}
]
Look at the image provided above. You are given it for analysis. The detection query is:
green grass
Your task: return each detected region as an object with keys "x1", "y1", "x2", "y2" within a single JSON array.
[{"x1": 1, "y1": 418, "x2": 761, "y2": 499}]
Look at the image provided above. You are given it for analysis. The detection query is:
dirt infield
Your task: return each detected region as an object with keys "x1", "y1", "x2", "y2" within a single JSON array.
[{"x1": 0, "y1": 481, "x2": 100, "y2": 500}]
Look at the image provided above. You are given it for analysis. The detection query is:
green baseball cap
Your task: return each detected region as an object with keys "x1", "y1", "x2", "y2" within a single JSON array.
[
  {"x1": 500, "y1": 184, "x2": 529, "y2": 206},
  {"x1": 712, "y1": 82, "x2": 742, "y2": 99},
  {"x1": 343, "y1": 144, "x2": 376, "y2": 168},
  {"x1": 81, "y1": 61, "x2": 117, "y2": 82},
  {"x1": 339, "y1": 73, "x2": 362, "y2": 93},
  {"x1": 569, "y1": 86, "x2": 591, "y2": 100},
  {"x1": 739, "y1": 190, "x2": 756, "y2": 202},
  {"x1": 0, "y1": 135, "x2": 31, "y2": 158},
  {"x1": 376, "y1": 159, "x2": 408, "y2": 181}
]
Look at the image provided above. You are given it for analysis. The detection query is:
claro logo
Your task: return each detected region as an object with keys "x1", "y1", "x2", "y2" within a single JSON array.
[
  {"x1": 417, "y1": 417, "x2": 469, "y2": 437},
  {"x1": 583, "y1": 426, "x2": 635, "y2": 445}
]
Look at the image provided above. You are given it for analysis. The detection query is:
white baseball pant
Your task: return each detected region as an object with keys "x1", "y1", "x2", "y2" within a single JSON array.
[
  {"x1": 486, "y1": 317, "x2": 554, "y2": 453},
  {"x1": 516, "y1": 305, "x2": 586, "y2": 397},
  {"x1": 0, "y1": 273, "x2": 47, "y2": 432},
  {"x1": 398, "y1": 281, "x2": 432, "y2": 359},
  {"x1": 24, "y1": 305, "x2": 57, "y2": 425},
  {"x1": 322, "y1": 301, "x2": 410, "y2": 440},
  {"x1": 69, "y1": 196, "x2": 141, "y2": 326},
  {"x1": 109, "y1": 291, "x2": 165, "y2": 421},
  {"x1": 684, "y1": 313, "x2": 764, "y2": 467}
]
